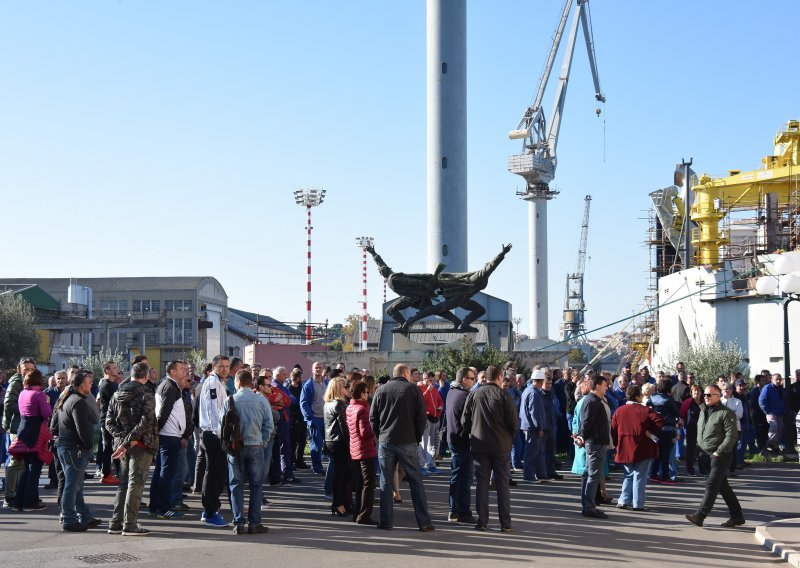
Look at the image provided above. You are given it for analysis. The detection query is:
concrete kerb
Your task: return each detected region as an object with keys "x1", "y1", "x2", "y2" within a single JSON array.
[{"x1": 755, "y1": 518, "x2": 800, "y2": 567}]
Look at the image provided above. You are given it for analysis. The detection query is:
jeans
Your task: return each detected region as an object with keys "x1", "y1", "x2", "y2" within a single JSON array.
[
  {"x1": 15, "y1": 453, "x2": 43, "y2": 509},
  {"x1": 307, "y1": 418, "x2": 324, "y2": 473},
  {"x1": 262, "y1": 437, "x2": 274, "y2": 484},
  {"x1": 378, "y1": 442, "x2": 432, "y2": 529},
  {"x1": 448, "y1": 442, "x2": 474, "y2": 516},
  {"x1": 4, "y1": 434, "x2": 23, "y2": 502},
  {"x1": 111, "y1": 446, "x2": 151, "y2": 530},
  {"x1": 150, "y1": 435, "x2": 182, "y2": 514},
  {"x1": 274, "y1": 418, "x2": 293, "y2": 479},
  {"x1": 419, "y1": 420, "x2": 439, "y2": 468},
  {"x1": 57, "y1": 446, "x2": 92, "y2": 527},
  {"x1": 185, "y1": 437, "x2": 196, "y2": 484},
  {"x1": 291, "y1": 419, "x2": 307, "y2": 466},
  {"x1": 618, "y1": 458, "x2": 652, "y2": 509},
  {"x1": 767, "y1": 414, "x2": 784, "y2": 449},
  {"x1": 522, "y1": 430, "x2": 543, "y2": 481},
  {"x1": 652, "y1": 430, "x2": 673, "y2": 480},
  {"x1": 99, "y1": 426, "x2": 119, "y2": 477},
  {"x1": 510, "y1": 430, "x2": 524, "y2": 469},
  {"x1": 696, "y1": 451, "x2": 743, "y2": 519},
  {"x1": 473, "y1": 453, "x2": 511, "y2": 529},
  {"x1": 581, "y1": 441, "x2": 607, "y2": 513},
  {"x1": 228, "y1": 445, "x2": 264, "y2": 527},
  {"x1": 173, "y1": 444, "x2": 188, "y2": 506}
]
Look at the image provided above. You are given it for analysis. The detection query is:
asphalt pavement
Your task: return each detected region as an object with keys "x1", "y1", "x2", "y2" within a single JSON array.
[{"x1": 0, "y1": 460, "x2": 797, "y2": 568}]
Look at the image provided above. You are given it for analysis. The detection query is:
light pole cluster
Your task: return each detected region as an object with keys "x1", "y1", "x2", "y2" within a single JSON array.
[
  {"x1": 755, "y1": 249, "x2": 800, "y2": 458},
  {"x1": 294, "y1": 187, "x2": 326, "y2": 343},
  {"x1": 355, "y1": 236, "x2": 374, "y2": 352}
]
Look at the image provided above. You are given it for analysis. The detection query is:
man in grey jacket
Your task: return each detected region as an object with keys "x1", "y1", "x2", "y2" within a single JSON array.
[{"x1": 461, "y1": 365, "x2": 518, "y2": 532}]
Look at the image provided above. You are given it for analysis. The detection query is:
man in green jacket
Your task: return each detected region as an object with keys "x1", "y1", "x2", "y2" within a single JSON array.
[
  {"x1": 2, "y1": 357, "x2": 36, "y2": 508},
  {"x1": 686, "y1": 384, "x2": 745, "y2": 528}
]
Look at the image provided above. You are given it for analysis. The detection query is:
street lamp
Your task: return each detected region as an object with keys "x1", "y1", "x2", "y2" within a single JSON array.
[
  {"x1": 755, "y1": 250, "x2": 800, "y2": 459},
  {"x1": 294, "y1": 187, "x2": 326, "y2": 343},
  {"x1": 355, "y1": 237, "x2": 374, "y2": 352}
]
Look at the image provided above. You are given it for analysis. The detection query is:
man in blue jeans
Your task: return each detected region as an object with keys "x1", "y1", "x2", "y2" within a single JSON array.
[
  {"x1": 445, "y1": 367, "x2": 476, "y2": 523},
  {"x1": 300, "y1": 361, "x2": 328, "y2": 474},
  {"x1": 370, "y1": 364, "x2": 434, "y2": 532},
  {"x1": 224, "y1": 369, "x2": 273, "y2": 535},
  {"x1": 149, "y1": 361, "x2": 191, "y2": 519}
]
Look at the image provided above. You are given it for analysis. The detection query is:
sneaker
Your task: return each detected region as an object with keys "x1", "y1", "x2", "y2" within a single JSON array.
[
  {"x1": 581, "y1": 509, "x2": 608, "y2": 519},
  {"x1": 84, "y1": 517, "x2": 103, "y2": 528},
  {"x1": 156, "y1": 510, "x2": 184, "y2": 519},
  {"x1": 500, "y1": 526, "x2": 514, "y2": 533},
  {"x1": 172, "y1": 502, "x2": 190, "y2": 511},
  {"x1": 458, "y1": 514, "x2": 477, "y2": 524},
  {"x1": 248, "y1": 524, "x2": 269, "y2": 534},
  {"x1": 448, "y1": 512, "x2": 459, "y2": 522},
  {"x1": 122, "y1": 526, "x2": 150, "y2": 536},
  {"x1": 107, "y1": 525, "x2": 123, "y2": 534},
  {"x1": 616, "y1": 503, "x2": 631, "y2": 510},
  {"x1": 233, "y1": 524, "x2": 245, "y2": 535},
  {"x1": 101, "y1": 475, "x2": 120, "y2": 485},
  {"x1": 281, "y1": 476, "x2": 301, "y2": 485},
  {"x1": 63, "y1": 522, "x2": 89, "y2": 532},
  {"x1": 418, "y1": 524, "x2": 436, "y2": 532},
  {"x1": 474, "y1": 523, "x2": 487, "y2": 531},
  {"x1": 419, "y1": 467, "x2": 430, "y2": 476},
  {"x1": 2, "y1": 499, "x2": 14, "y2": 509},
  {"x1": 23, "y1": 504, "x2": 47, "y2": 511},
  {"x1": 427, "y1": 466, "x2": 439, "y2": 474},
  {"x1": 203, "y1": 512, "x2": 231, "y2": 528}
]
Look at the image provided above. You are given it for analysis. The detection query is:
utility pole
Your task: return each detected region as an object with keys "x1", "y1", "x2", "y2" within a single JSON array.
[
  {"x1": 355, "y1": 237, "x2": 374, "y2": 352},
  {"x1": 293, "y1": 187, "x2": 326, "y2": 343}
]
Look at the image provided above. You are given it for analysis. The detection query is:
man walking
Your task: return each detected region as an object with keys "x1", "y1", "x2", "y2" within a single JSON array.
[
  {"x1": 445, "y1": 367, "x2": 476, "y2": 523},
  {"x1": 575, "y1": 375, "x2": 611, "y2": 519},
  {"x1": 370, "y1": 364, "x2": 434, "y2": 532},
  {"x1": 197, "y1": 355, "x2": 231, "y2": 527},
  {"x1": 686, "y1": 384, "x2": 744, "y2": 528},
  {"x1": 105, "y1": 362, "x2": 158, "y2": 536},
  {"x1": 461, "y1": 365, "x2": 518, "y2": 532},
  {"x1": 225, "y1": 369, "x2": 273, "y2": 535}
]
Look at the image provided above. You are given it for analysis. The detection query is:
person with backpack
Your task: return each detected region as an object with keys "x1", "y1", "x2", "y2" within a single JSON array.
[
  {"x1": 105, "y1": 362, "x2": 158, "y2": 536},
  {"x1": 222, "y1": 369, "x2": 273, "y2": 535}
]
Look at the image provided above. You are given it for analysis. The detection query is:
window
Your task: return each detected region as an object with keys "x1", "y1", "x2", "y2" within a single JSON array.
[
  {"x1": 183, "y1": 319, "x2": 193, "y2": 343},
  {"x1": 135, "y1": 300, "x2": 162, "y2": 313},
  {"x1": 132, "y1": 300, "x2": 141, "y2": 312},
  {"x1": 100, "y1": 300, "x2": 128, "y2": 312},
  {"x1": 166, "y1": 318, "x2": 192, "y2": 344},
  {"x1": 145, "y1": 331, "x2": 159, "y2": 345},
  {"x1": 165, "y1": 300, "x2": 174, "y2": 312},
  {"x1": 177, "y1": 300, "x2": 192, "y2": 312}
]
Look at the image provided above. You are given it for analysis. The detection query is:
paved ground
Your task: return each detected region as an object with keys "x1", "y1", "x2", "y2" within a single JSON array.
[{"x1": 1, "y1": 461, "x2": 798, "y2": 568}]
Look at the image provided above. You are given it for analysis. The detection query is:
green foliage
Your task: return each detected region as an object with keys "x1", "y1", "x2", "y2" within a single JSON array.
[
  {"x1": 70, "y1": 348, "x2": 129, "y2": 383},
  {"x1": 328, "y1": 339, "x2": 344, "y2": 352},
  {"x1": 568, "y1": 349, "x2": 587, "y2": 364},
  {"x1": 664, "y1": 333, "x2": 749, "y2": 387},
  {"x1": 421, "y1": 337, "x2": 525, "y2": 379},
  {"x1": 187, "y1": 348, "x2": 208, "y2": 373},
  {"x1": 0, "y1": 294, "x2": 39, "y2": 370}
]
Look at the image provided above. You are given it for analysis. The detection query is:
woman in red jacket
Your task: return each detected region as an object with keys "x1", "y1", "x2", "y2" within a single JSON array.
[
  {"x1": 11, "y1": 369, "x2": 52, "y2": 511},
  {"x1": 346, "y1": 382, "x2": 377, "y2": 525},
  {"x1": 611, "y1": 385, "x2": 663, "y2": 511}
]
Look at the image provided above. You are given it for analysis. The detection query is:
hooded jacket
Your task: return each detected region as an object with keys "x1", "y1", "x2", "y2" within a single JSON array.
[
  {"x1": 2, "y1": 373, "x2": 24, "y2": 434},
  {"x1": 105, "y1": 379, "x2": 158, "y2": 453}
]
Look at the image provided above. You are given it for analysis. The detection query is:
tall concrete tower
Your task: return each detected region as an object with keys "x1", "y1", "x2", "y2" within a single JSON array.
[{"x1": 426, "y1": 0, "x2": 467, "y2": 273}]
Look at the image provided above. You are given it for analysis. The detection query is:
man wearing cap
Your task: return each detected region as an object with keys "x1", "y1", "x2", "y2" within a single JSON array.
[
  {"x1": 519, "y1": 370, "x2": 547, "y2": 482},
  {"x1": 686, "y1": 384, "x2": 744, "y2": 528}
]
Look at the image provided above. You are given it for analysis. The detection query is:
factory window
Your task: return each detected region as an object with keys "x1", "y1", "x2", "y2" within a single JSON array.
[
  {"x1": 441, "y1": 62, "x2": 447, "y2": 74},
  {"x1": 442, "y1": 156, "x2": 447, "y2": 169},
  {"x1": 165, "y1": 300, "x2": 173, "y2": 312},
  {"x1": 178, "y1": 300, "x2": 192, "y2": 312},
  {"x1": 132, "y1": 300, "x2": 141, "y2": 312}
]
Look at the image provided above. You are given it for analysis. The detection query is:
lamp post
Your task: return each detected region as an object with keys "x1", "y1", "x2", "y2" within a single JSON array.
[
  {"x1": 755, "y1": 253, "x2": 800, "y2": 458},
  {"x1": 294, "y1": 187, "x2": 326, "y2": 343},
  {"x1": 355, "y1": 236, "x2": 374, "y2": 352}
]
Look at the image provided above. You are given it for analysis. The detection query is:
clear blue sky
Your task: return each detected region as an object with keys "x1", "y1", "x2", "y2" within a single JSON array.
[{"x1": 3, "y1": 1, "x2": 799, "y2": 338}]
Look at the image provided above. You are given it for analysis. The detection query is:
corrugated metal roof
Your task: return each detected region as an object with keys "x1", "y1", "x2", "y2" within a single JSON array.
[
  {"x1": 0, "y1": 277, "x2": 221, "y2": 293},
  {"x1": 228, "y1": 307, "x2": 303, "y2": 335}
]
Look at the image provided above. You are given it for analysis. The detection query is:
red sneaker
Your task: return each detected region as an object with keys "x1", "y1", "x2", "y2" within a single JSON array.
[{"x1": 101, "y1": 475, "x2": 120, "y2": 485}]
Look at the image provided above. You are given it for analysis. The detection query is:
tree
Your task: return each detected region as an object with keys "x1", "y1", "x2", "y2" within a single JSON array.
[
  {"x1": 70, "y1": 348, "x2": 129, "y2": 383},
  {"x1": 328, "y1": 339, "x2": 344, "y2": 352},
  {"x1": 340, "y1": 313, "x2": 361, "y2": 353},
  {"x1": 568, "y1": 349, "x2": 587, "y2": 364},
  {"x1": 421, "y1": 337, "x2": 527, "y2": 379},
  {"x1": 0, "y1": 294, "x2": 39, "y2": 370},
  {"x1": 663, "y1": 333, "x2": 749, "y2": 387},
  {"x1": 187, "y1": 348, "x2": 208, "y2": 374}
]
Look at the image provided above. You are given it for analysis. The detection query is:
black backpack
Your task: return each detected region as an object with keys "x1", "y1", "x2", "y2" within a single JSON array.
[{"x1": 220, "y1": 396, "x2": 244, "y2": 456}]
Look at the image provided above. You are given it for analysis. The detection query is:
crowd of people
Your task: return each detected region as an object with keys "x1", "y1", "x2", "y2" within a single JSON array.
[{"x1": 0, "y1": 355, "x2": 798, "y2": 536}]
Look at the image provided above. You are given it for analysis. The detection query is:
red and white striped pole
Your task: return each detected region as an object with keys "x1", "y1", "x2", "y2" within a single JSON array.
[
  {"x1": 294, "y1": 188, "x2": 326, "y2": 344},
  {"x1": 356, "y1": 236, "x2": 374, "y2": 352}
]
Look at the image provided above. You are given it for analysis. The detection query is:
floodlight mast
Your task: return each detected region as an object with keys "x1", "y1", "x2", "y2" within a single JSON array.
[
  {"x1": 355, "y1": 236, "x2": 375, "y2": 352},
  {"x1": 508, "y1": 0, "x2": 604, "y2": 340},
  {"x1": 294, "y1": 187, "x2": 326, "y2": 343}
]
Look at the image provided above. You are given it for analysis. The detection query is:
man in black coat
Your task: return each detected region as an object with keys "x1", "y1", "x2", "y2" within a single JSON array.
[
  {"x1": 576, "y1": 374, "x2": 611, "y2": 519},
  {"x1": 370, "y1": 364, "x2": 434, "y2": 532},
  {"x1": 445, "y1": 367, "x2": 476, "y2": 524}
]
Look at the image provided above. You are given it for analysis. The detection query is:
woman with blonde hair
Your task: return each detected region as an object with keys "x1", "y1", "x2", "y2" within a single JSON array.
[{"x1": 324, "y1": 377, "x2": 351, "y2": 516}]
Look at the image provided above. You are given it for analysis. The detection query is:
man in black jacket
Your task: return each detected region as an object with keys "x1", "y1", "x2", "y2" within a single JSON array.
[
  {"x1": 370, "y1": 364, "x2": 434, "y2": 532},
  {"x1": 97, "y1": 361, "x2": 121, "y2": 485},
  {"x1": 576, "y1": 375, "x2": 611, "y2": 519},
  {"x1": 461, "y1": 365, "x2": 519, "y2": 532},
  {"x1": 445, "y1": 367, "x2": 476, "y2": 524}
]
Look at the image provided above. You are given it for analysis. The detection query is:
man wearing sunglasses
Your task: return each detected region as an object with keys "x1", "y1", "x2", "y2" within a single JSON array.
[{"x1": 685, "y1": 385, "x2": 744, "y2": 528}]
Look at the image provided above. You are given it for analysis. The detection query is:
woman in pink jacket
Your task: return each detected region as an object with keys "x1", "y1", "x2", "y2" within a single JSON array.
[
  {"x1": 12, "y1": 369, "x2": 52, "y2": 511},
  {"x1": 346, "y1": 382, "x2": 377, "y2": 525}
]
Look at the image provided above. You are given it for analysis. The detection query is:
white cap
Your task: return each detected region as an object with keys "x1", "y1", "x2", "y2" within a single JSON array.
[{"x1": 532, "y1": 369, "x2": 546, "y2": 381}]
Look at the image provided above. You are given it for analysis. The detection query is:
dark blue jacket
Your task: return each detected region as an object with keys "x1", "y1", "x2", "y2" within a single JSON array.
[
  {"x1": 759, "y1": 383, "x2": 785, "y2": 416},
  {"x1": 648, "y1": 393, "x2": 680, "y2": 431},
  {"x1": 519, "y1": 385, "x2": 545, "y2": 432}
]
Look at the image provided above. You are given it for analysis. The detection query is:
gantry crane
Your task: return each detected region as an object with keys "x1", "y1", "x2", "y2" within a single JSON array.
[
  {"x1": 508, "y1": 0, "x2": 604, "y2": 340},
  {"x1": 562, "y1": 195, "x2": 591, "y2": 341}
]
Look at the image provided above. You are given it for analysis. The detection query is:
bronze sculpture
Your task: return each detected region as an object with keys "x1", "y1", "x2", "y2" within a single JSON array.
[{"x1": 366, "y1": 244, "x2": 512, "y2": 333}]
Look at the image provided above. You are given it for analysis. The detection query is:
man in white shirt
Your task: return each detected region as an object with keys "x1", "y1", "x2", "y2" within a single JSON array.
[{"x1": 197, "y1": 355, "x2": 231, "y2": 527}]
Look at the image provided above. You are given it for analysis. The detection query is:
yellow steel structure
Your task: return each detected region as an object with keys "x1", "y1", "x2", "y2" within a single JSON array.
[{"x1": 682, "y1": 120, "x2": 800, "y2": 266}]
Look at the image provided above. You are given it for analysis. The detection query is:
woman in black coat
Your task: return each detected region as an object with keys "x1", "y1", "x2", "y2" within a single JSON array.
[{"x1": 323, "y1": 377, "x2": 351, "y2": 516}]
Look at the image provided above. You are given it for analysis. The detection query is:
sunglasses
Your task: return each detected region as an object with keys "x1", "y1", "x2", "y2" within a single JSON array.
[{"x1": 703, "y1": 393, "x2": 718, "y2": 398}]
